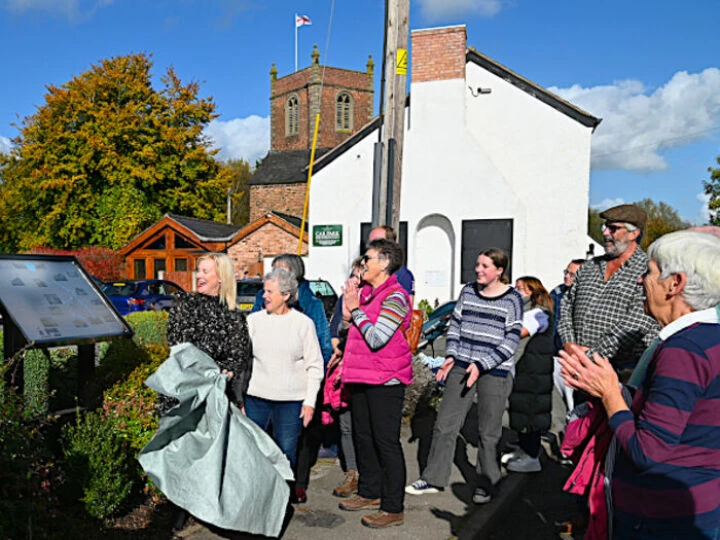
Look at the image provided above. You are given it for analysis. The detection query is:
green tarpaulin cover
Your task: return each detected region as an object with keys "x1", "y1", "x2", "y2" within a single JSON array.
[{"x1": 139, "y1": 343, "x2": 294, "y2": 536}]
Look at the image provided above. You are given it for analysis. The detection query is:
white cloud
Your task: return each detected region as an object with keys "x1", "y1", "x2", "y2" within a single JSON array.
[
  {"x1": 4, "y1": 0, "x2": 114, "y2": 22},
  {"x1": 205, "y1": 115, "x2": 270, "y2": 165},
  {"x1": 0, "y1": 136, "x2": 11, "y2": 155},
  {"x1": 695, "y1": 191, "x2": 711, "y2": 225},
  {"x1": 417, "y1": 0, "x2": 502, "y2": 20},
  {"x1": 550, "y1": 68, "x2": 720, "y2": 172},
  {"x1": 590, "y1": 197, "x2": 625, "y2": 211}
]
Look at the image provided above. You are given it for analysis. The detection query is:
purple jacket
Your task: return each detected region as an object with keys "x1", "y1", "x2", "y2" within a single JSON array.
[{"x1": 342, "y1": 275, "x2": 413, "y2": 386}]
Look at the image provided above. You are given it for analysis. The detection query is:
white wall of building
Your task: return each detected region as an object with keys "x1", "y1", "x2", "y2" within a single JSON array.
[{"x1": 305, "y1": 48, "x2": 595, "y2": 303}]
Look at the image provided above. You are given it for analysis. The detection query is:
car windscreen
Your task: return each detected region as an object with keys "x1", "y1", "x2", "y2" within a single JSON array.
[
  {"x1": 236, "y1": 281, "x2": 263, "y2": 296},
  {"x1": 102, "y1": 283, "x2": 140, "y2": 296}
]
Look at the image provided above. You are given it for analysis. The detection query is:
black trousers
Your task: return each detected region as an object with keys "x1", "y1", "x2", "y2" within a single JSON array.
[
  {"x1": 350, "y1": 383, "x2": 406, "y2": 514},
  {"x1": 518, "y1": 430, "x2": 542, "y2": 459},
  {"x1": 294, "y1": 391, "x2": 324, "y2": 489}
]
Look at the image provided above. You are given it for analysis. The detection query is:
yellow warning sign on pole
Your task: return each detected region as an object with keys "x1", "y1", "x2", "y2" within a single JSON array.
[{"x1": 396, "y1": 48, "x2": 408, "y2": 75}]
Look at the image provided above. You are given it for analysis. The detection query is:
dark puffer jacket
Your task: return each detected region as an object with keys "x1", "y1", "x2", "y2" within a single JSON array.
[{"x1": 509, "y1": 307, "x2": 555, "y2": 433}]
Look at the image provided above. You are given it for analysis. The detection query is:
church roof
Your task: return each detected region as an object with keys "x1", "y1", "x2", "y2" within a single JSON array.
[{"x1": 248, "y1": 148, "x2": 332, "y2": 186}]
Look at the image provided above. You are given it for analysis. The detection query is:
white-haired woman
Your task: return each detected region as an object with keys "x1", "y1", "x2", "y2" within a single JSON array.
[
  {"x1": 245, "y1": 267, "x2": 324, "y2": 475},
  {"x1": 560, "y1": 230, "x2": 720, "y2": 538}
]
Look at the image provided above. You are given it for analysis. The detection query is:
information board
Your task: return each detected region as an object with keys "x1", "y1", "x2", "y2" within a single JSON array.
[{"x1": 0, "y1": 254, "x2": 133, "y2": 346}]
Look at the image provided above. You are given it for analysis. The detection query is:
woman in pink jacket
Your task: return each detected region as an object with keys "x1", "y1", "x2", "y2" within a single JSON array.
[{"x1": 337, "y1": 239, "x2": 412, "y2": 529}]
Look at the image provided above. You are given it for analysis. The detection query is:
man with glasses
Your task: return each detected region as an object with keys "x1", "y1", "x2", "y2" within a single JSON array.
[
  {"x1": 550, "y1": 259, "x2": 585, "y2": 412},
  {"x1": 557, "y1": 204, "x2": 659, "y2": 374}
]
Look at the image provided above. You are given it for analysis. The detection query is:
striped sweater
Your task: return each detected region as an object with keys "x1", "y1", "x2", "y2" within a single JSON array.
[
  {"x1": 445, "y1": 283, "x2": 523, "y2": 375},
  {"x1": 609, "y1": 314, "x2": 720, "y2": 532}
]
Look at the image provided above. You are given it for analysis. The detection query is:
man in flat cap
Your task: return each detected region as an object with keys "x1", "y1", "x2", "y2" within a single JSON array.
[{"x1": 557, "y1": 204, "x2": 659, "y2": 373}]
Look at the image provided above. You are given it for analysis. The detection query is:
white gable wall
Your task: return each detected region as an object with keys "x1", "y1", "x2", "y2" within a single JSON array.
[
  {"x1": 464, "y1": 61, "x2": 592, "y2": 288},
  {"x1": 305, "y1": 43, "x2": 594, "y2": 304}
]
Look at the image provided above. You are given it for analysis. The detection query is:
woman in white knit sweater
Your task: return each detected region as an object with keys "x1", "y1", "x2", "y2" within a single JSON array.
[{"x1": 245, "y1": 267, "x2": 324, "y2": 471}]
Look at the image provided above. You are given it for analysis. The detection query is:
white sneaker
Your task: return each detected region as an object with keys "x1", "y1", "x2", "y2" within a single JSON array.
[
  {"x1": 506, "y1": 454, "x2": 542, "y2": 473},
  {"x1": 472, "y1": 487, "x2": 492, "y2": 504},
  {"x1": 501, "y1": 447, "x2": 528, "y2": 465},
  {"x1": 405, "y1": 479, "x2": 441, "y2": 495}
]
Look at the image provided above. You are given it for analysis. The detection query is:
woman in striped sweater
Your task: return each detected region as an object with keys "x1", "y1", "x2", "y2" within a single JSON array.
[{"x1": 406, "y1": 247, "x2": 523, "y2": 504}]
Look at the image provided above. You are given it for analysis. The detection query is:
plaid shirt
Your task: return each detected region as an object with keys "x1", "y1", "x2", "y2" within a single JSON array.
[{"x1": 558, "y1": 246, "x2": 659, "y2": 366}]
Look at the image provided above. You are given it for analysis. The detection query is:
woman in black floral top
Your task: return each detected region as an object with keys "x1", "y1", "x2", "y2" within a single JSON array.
[
  {"x1": 166, "y1": 253, "x2": 252, "y2": 408},
  {"x1": 163, "y1": 253, "x2": 252, "y2": 532}
]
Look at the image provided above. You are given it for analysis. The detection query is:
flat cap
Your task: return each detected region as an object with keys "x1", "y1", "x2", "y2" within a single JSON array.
[{"x1": 600, "y1": 204, "x2": 647, "y2": 230}]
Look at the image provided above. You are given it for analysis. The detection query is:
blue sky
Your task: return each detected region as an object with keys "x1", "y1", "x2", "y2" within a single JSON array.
[{"x1": 2, "y1": 0, "x2": 719, "y2": 224}]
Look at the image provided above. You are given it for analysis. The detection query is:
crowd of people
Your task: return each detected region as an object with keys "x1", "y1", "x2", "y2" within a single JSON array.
[{"x1": 144, "y1": 206, "x2": 720, "y2": 538}]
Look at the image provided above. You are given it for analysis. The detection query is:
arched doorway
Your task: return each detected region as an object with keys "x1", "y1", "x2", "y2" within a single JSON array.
[{"x1": 413, "y1": 215, "x2": 455, "y2": 306}]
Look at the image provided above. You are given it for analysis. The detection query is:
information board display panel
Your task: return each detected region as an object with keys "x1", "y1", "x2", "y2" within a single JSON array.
[{"x1": 0, "y1": 254, "x2": 133, "y2": 346}]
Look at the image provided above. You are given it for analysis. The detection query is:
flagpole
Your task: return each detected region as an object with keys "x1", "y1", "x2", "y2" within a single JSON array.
[{"x1": 294, "y1": 14, "x2": 298, "y2": 72}]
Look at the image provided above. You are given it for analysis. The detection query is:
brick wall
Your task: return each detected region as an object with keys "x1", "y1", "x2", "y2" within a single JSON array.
[
  {"x1": 249, "y1": 184, "x2": 307, "y2": 222},
  {"x1": 412, "y1": 25, "x2": 467, "y2": 83},
  {"x1": 227, "y1": 224, "x2": 307, "y2": 277},
  {"x1": 270, "y1": 64, "x2": 373, "y2": 152}
]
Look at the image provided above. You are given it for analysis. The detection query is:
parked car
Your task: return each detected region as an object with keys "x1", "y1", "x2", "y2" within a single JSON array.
[
  {"x1": 101, "y1": 279, "x2": 184, "y2": 316},
  {"x1": 236, "y1": 279, "x2": 264, "y2": 312},
  {"x1": 307, "y1": 279, "x2": 338, "y2": 320},
  {"x1": 417, "y1": 300, "x2": 456, "y2": 355}
]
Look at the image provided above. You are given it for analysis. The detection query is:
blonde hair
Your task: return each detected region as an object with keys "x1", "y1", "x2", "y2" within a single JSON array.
[{"x1": 197, "y1": 253, "x2": 237, "y2": 310}]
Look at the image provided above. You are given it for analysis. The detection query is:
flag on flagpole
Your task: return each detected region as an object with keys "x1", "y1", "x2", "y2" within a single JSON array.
[{"x1": 295, "y1": 14, "x2": 311, "y2": 28}]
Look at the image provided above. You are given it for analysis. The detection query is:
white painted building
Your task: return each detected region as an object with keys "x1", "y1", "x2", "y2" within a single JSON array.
[{"x1": 304, "y1": 25, "x2": 600, "y2": 305}]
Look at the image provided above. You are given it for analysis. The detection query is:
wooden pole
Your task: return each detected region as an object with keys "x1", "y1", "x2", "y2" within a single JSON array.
[{"x1": 379, "y1": 0, "x2": 409, "y2": 231}]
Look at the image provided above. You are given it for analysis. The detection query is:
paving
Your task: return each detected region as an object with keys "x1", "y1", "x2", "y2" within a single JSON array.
[
  {"x1": 179, "y1": 421, "x2": 531, "y2": 540},
  {"x1": 179, "y1": 337, "x2": 580, "y2": 540}
]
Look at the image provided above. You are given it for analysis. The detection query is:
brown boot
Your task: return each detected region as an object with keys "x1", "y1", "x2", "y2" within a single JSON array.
[
  {"x1": 361, "y1": 511, "x2": 404, "y2": 528},
  {"x1": 338, "y1": 495, "x2": 381, "y2": 512},
  {"x1": 333, "y1": 470, "x2": 359, "y2": 498}
]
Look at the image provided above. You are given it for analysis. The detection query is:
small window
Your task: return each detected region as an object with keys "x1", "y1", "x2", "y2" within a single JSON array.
[
  {"x1": 286, "y1": 95, "x2": 299, "y2": 136},
  {"x1": 146, "y1": 236, "x2": 166, "y2": 250},
  {"x1": 154, "y1": 259, "x2": 166, "y2": 279},
  {"x1": 175, "y1": 258, "x2": 187, "y2": 272},
  {"x1": 134, "y1": 260, "x2": 146, "y2": 280},
  {"x1": 175, "y1": 236, "x2": 195, "y2": 249},
  {"x1": 335, "y1": 92, "x2": 353, "y2": 131}
]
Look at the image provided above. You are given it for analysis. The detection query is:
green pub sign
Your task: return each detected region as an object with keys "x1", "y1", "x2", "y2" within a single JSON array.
[{"x1": 313, "y1": 224, "x2": 343, "y2": 247}]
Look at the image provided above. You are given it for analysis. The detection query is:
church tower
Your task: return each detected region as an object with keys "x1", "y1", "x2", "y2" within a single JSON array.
[{"x1": 247, "y1": 48, "x2": 375, "y2": 222}]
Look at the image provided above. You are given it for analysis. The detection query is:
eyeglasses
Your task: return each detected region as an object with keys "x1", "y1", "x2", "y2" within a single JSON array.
[
  {"x1": 563, "y1": 270, "x2": 576, "y2": 277},
  {"x1": 601, "y1": 223, "x2": 627, "y2": 234},
  {"x1": 361, "y1": 254, "x2": 383, "y2": 264}
]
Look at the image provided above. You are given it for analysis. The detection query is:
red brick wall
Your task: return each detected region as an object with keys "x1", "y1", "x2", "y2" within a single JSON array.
[
  {"x1": 249, "y1": 184, "x2": 307, "y2": 222},
  {"x1": 227, "y1": 224, "x2": 308, "y2": 277},
  {"x1": 270, "y1": 65, "x2": 373, "y2": 152},
  {"x1": 412, "y1": 26, "x2": 467, "y2": 83}
]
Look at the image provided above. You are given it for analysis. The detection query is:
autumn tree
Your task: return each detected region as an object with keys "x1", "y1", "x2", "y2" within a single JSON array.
[
  {"x1": 704, "y1": 155, "x2": 720, "y2": 225},
  {"x1": 634, "y1": 198, "x2": 691, "y2": 248},
  {"x1": 223, "y1": 158, "x2": 252, "y2": 226},
  {"x1": 0, "y1": 53, "x2": 231, "y2": 251}
]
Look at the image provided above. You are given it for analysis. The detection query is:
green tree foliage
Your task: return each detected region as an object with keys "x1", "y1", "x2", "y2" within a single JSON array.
[
  {"x1": 587, "y1": 207, "x2": 604, "y2": 245},
  {"x1": 224, "y1": 158, "x2": 252, "y2": 226},
  {"x1": 0, "y1": 53, "x2": 231, "y2": 251},
  {"x1": 704, "y1": 155, "x2": 720, "y2": 225}
]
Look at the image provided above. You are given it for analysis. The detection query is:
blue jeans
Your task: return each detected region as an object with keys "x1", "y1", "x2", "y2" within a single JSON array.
[{"x1": 245, "y1": 396, "x2": 303, "y2": 469}]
